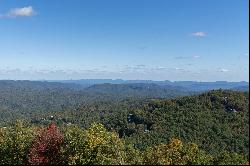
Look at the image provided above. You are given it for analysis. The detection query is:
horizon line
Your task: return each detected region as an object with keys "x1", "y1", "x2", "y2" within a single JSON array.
[{"x1": 0, "y1": 79, "x2": 249, "y2": 83}]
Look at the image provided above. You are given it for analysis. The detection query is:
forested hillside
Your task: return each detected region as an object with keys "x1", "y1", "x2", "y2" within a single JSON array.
[
  {"x1": 49, "y1": 89, "x2": 249, "y2": 159},
  {"x1": 120, "y1": 90, "x2": 249, "y2": 156},
  {"x1": 0, "y1": 81, "x2": 249, "y2": 165},
  {"x1": 85, "y1": 83, "x2": 192, "y2": 98},
  {"x1": 0, "y1": 80, "x2": 194, "y2": 125}
]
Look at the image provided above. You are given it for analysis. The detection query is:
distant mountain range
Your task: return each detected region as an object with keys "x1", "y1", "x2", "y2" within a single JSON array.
[
  {"x1": 47, "y1": 79, "x2": 249, "y2": 92},
  {"x1": 85, "y1": 83, "x2": 193, "y2": 98},
  {"x1": 230, "y1": 85, "x2": 249, "y2": 92}
]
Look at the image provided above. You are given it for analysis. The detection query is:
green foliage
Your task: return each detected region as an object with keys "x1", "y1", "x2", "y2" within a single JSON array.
[
  {"x1": 0, "y1": 80, "x2": 249, "y2": 164},
  {"x1": 143, "y1": 138, "x2": 213, "y2": 165},
  {"x1": 0, "y1": 120, "x2": 34, "y2": 165},
  {"x1": 63, "y1": 123, "x2": 126, "y2": 165},
  {"x1": 182, "y1": 143, "x2": 214, "y2": 165},
  {"x1": 121, "y1": 90, "x2": 249, "y2": 158},
  {"x1": 143, "y1": 138, "x2": 186, "y2": 165},
  {"x1": 62, "y1": 125, "x2": 87, "y2": 165},
  {"x1": 124, "y1": 144, "x2": 143, "y2": 165},
  {"x1": 0, "y1": 122, "x2": 249, "y2": 165},
  {"x1": 214, "y1": 151, "x2": 249, "y2": 165}
]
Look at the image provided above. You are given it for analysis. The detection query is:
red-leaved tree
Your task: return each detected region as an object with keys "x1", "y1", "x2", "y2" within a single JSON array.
[{"x1": 28, "y1": 123, "x2": 64, "y2": 165}]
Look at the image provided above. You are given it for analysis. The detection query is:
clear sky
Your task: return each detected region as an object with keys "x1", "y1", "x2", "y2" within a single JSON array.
[{"x1": 0, "y1": 0, "x2": 249, "y2": 81}]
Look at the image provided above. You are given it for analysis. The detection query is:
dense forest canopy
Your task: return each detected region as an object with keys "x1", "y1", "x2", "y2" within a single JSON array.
[
  {"x1": 0, "y1": 80, "x2": 249, "y2": 165},
  {"x1": 0, "y1": 121, "x2": 248, "y2": 165}
]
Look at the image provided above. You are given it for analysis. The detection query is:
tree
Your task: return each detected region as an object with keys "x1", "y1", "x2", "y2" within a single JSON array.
[
  {"x1": 61, "y1": 125, "x2": 87, "y2": 165},
  {"x1": 143, "y1": 138, "x2": 213, "y2": 165},
  {"x1": 28, "y1": 123, "x2": 64, "y2": 165},
  {"x1": 63, "y1": 123, "x2": 126, "y2": 165},
  {"x1": 182, "y1": 142, "x2": 213, "y2": 165},
  {"x1": 124, "y1": 144, "x2": 143, "y2": 165},
  {"x1": 143, "y1": 138, "x2": 186, "y2": 165},
  {"x1": 0, "y1": 120, "x2": 34, "y2": 165}
]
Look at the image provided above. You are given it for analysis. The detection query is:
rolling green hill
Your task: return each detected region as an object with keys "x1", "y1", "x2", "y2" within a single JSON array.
[{"x1": 0, "y1": 80, "x2": 248, "y2": 161}]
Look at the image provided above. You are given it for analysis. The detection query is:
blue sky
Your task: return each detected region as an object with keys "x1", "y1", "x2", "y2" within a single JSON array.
[{"x1": 0, "y1": 0, "x2": 249, "y2": 81}]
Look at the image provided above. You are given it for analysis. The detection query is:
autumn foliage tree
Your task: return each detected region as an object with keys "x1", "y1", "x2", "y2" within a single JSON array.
[{"x1": 28, "y1": 123, "x2": 64, "y2": 165}]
